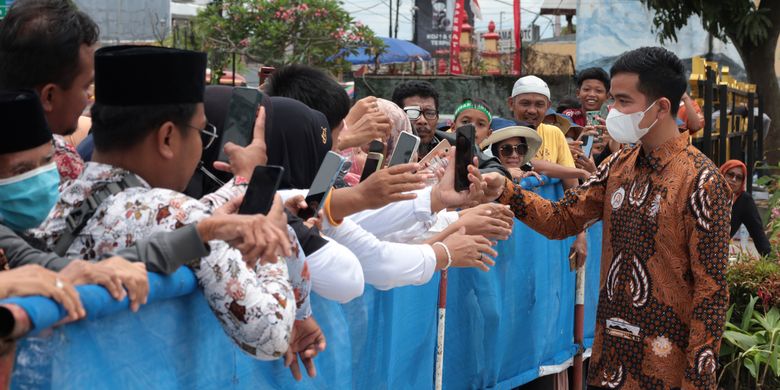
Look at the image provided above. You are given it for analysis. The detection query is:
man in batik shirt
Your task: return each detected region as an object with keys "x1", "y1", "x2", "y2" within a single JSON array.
[
  {"x1": 488, "y1": 47, "x2": 730, "y2": 389},
  {"x1": 34, "y1": 46, "x2": 312, "y2": 361}
]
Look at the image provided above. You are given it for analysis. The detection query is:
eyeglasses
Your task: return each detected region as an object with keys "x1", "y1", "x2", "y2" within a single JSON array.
[
  {"x1": 189, "y1": 123, "x2": 218, "y2": 149},
  {"x1": 404, "y1": 106, "x2": 438, "y2": 121},
  {"x1": 499, "y1": 144, "x2": 528, "y2": 158},
  {"x1": 725, "y1": 171, "x2": 744, "y2": 182}
]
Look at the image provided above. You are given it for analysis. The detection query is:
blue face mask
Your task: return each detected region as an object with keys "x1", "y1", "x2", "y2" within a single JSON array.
[{"x1": 0, "y1": 162, "x2": 60, "y2": 231}]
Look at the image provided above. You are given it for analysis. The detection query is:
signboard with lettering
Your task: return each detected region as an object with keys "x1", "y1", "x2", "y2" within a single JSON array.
[{"x1": 414, "y1": 0, "x2": 474, "y2": 55}]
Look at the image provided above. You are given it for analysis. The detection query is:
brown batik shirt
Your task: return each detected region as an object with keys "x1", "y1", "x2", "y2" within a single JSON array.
[{"x1": 499, "y1": 133, "x2": 730, "y2": 389}]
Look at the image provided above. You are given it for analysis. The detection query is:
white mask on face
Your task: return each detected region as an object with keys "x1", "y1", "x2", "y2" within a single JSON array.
[{"x1": 605, "y1": 100, "x2": 658, "y2": 144}]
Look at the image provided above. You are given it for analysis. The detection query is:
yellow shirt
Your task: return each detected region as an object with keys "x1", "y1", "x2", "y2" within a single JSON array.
[{"x1": 534, "y1": 123, "x2": 575, "y2": 167}]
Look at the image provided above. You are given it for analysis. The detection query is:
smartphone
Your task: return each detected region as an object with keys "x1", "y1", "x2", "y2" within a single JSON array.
[
  {"x1": 369, "y1": 140, "x2": 385, "y2": 154},
  {"x1": 259, "y1": 66, "x2": 275, "y2": 85},
  {"x1": 388, "y1": 132, "x2": 421, "y2": 166},
  {"x1": 581, "y1": 135, "x2": 594, "y2": 158},
  {"x1": 218, "y1": 87, "x2": 264, "y2": 163},
  {"x1": 298, "y1": 151, "x2": 347, "y2": 220},
  {"x1": 419, "y1": 139, "x2": 451, "y2": 166},
  {"x1": 586, "y1": 111, "x2": 601, "y2": 126},
  {"x1": 360, "y1": 152, "x2": 384, "y2": 182},
  {"x1": 455, "y1": 124, "x2": 476, "y2": 192},
  {"x1": 239, "y1": 165, "x2": 284, "y2": 215}
]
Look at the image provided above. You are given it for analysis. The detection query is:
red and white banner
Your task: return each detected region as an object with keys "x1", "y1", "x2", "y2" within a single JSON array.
[
  {"x1": 513, "y1": 0, "x2": 521, "y2": 75},
  {"x1": 470, "y1": 0, "x2": 482, "y2": 21},
  {"x1": 449, "y1": 0, "x2": 465, "y2": 74}
]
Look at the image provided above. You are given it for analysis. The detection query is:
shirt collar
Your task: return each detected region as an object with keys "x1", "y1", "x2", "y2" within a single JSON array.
[
  {"x1": 636, "y1": 132, "x2": 690, "y2": 172},
  {"x1": 81, "y1": 161, "x2": 151, "y2": 188}
]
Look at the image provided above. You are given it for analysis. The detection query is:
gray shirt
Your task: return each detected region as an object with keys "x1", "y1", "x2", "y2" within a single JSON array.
[{"x1": 0, "y1": 224, "x2": 209, "y2": 274}]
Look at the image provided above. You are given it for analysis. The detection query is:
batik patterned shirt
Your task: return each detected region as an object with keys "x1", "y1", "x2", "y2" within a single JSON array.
[
  {"x1": 499, "y1": 134, "x2": 731, "y2": 389},
  {"x1": 52, "y1": 135, "x2": 84, "y2": 183},
  {"x1": 34, "y1": 162, "x2": 311, "y2": 360}
]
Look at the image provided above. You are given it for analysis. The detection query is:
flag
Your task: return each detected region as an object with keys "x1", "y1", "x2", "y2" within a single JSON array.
[
  {"x1": 470, "y1": 0, "x2": 482, "y2": 21},
  {"x1": 449, "y1": 0, "x2": 465, "y2": 74}
]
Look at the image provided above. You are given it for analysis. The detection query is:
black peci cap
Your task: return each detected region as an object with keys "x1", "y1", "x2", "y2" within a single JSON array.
[
  {"x1": 94, "y1": 45, "x2": 207, "y2": 106},
  {"x1": 0, "y1": 89, "x2": 52, "y2": 154}
]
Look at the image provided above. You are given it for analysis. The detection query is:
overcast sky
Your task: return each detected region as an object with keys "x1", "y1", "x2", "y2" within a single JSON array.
[{"x1": 341, "y1": 0, "x2": 559, "y2": 40}]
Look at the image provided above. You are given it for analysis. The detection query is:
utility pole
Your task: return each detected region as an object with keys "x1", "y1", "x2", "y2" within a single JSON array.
[
  {"x1": 389, "y1": 0, "x2": 393, "y2": 37},
  {"x1": 394, "y1": 0, "x2": 400, "y2": 38}
]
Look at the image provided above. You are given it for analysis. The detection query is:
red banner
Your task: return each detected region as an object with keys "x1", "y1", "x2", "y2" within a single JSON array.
[
  {"x1": 513, "y1": 0, "x2": 521, "y2": 75},
  {"x1": 449, "y1": 0, "x2": 465, "y2": 75}
]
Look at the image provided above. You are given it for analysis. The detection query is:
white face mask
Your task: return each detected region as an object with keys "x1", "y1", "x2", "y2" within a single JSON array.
[{"x1": 605, "y1": 101, "x2": 658, "y2": 144}]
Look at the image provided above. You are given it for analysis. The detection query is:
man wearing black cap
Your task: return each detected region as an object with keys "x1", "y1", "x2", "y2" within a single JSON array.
[{"x1": 32, "y1": 46, "x2": 309, "y2": 361}]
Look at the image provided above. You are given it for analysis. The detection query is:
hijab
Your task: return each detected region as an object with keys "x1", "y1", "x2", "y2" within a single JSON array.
[
  {"x1": 378, "y1": 98, "x2": 412, "y2": 161},
  {"x1": 265, "y1": 96, "x2": 332, "y2": 189},
  {"x1": 720, "y1": 159, "x2": 747, "y2": 202}
]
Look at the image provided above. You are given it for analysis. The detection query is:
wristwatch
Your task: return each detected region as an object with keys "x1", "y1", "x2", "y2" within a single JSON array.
[{"x1": 520, "y1": 162, "x2": 534, "y2": 172}]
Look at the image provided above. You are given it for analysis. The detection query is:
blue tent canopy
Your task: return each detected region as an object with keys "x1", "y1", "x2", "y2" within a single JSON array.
[{"x1": 335, "y1": 36, "x2": 432, "y2": 65}]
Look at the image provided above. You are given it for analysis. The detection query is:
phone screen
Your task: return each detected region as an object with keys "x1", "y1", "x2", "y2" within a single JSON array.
[
  {"x1": 218, "y1": 88, "x2": 263, "y2": 162},
  {"x1": 388, "y1": 132, "x2": 420, "y2": 166},
  {"x1": 239, "y1": 165, "x2": 284, "y2": 215},
  {"x1": 298, "y1": 151, "x2": 346, "y2": 220},
  {"x1": 455, "y1": 124, "x2": 475, "y2": 192},
  {"x1": 581, "y1": 135, "x2": 594, "y2": 158},
  {"x1": 360, "y1": 152, "x2": 384, "y2": 182}
]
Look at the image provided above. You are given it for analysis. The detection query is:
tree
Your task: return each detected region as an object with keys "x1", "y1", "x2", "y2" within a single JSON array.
[
  {"x1": 195, "y1": 0, "x2": 384, "y2": 82},
  {"x1": 640, "y1": 0, "x2": 780, "y2": 164}
]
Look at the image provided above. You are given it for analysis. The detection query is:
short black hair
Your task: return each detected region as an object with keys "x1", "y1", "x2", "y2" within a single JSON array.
[
  {"x1": 556, "y1": 97, "x2": 581, "y2": 113},
  {"x1": 610, "y1": 47, "x2": 687, "y2": 116},
  {"x1": 392, "y1": 80, "x2": 439, "y2": 110},
  {"x1": 264, "y1": 64, "x2": 349, "y2": 129},
  {"x1": 576, "y1": 67, "x2": 610, "y2": 91},
  {"x1": 91, "y1": 103, "x2": 198, "y2": 153},
  {"x1": 0, "y1": 0, "x2": 99, "y2": 90}
]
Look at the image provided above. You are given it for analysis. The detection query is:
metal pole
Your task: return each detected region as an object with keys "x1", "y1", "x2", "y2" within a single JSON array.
[
  {"x1": 747, "y1": 91, "x2": 755, "y2": 192},
  {"x1": 434, "y1": 270, "x2": 448, "y2": 390},
  {"x1": 573, "y1": 264, "x2": 585, "y2": 390},
  {"x1": 703, "y1": 66, "x2": 714, "y2": 160},
  {"x1": 719, "y1": 84, "x2": 728, "y2": 166},
  {"x1": 394, "y1": 0, "x2": 400, "y2": 38},
  {"x1": 231, "y1": 51, "x2": 236, "y2": 86}
]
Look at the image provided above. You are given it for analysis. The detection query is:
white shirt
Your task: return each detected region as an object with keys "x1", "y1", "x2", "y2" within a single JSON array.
[
  {"x1": 321, "y1": 216, "x2": 437, "y2": 290},
  {"x1": 306, "y1": 238, "x2": 364, "y2": 303}
]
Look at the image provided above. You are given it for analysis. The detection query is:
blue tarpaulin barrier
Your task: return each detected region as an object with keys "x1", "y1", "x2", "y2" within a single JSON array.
[{"x1": 8, "y1": 181, "x2": 603, "y2": 389}]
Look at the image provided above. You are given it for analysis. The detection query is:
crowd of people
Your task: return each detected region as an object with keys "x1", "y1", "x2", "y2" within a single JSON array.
[{"x1": 0, "y1": 1, "x2": 746, "y2": 389}]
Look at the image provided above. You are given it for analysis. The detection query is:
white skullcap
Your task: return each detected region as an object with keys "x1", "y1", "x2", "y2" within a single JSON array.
[{"x1": 511, "y1": 75, "x2": 550, "y2": 100}]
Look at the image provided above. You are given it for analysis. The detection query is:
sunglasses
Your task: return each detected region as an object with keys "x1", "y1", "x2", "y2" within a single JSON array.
[
  {"x1": 404, "y1": 106, "x2": 438, "y2": 120},
  {"x1": 499, "y1": 144, "x2": 528, "y2": 158}
]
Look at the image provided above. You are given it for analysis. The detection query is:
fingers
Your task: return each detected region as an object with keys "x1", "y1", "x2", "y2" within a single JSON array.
[
  {"x1": 302, "y1": 356, "x2": 317, "y2": 378},
  {"x1": 46, "y1": 279, "x2": 84, "y2": 321},
  {"x1": 212, "y1": 160, "x2": 232, "y2": 173},
  {"x1": 252, "y1": 106, "x2": 266, "y2": 142},
  {"x1": 288, "y1": 354, "x2": 303, "y2": 381}
]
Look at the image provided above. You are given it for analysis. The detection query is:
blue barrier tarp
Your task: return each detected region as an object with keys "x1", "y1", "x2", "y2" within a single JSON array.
[{"x1": 9, "y1": 182, "x2": 603, "y2": 389}]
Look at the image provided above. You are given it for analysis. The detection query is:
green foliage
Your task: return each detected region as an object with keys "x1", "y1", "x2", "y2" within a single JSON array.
[
  {"x1": 194, "y1": 0, "x2": 384, "y2": 80},
  {"x1": 720, "y1": 297, "x2": 780, "y2": 389},
  {"x1": 728, "y1": 256, "x2": 780, "y2": 314},
  {"x1": 640, "y1": 0, "x2": 775, "y2": 47}
]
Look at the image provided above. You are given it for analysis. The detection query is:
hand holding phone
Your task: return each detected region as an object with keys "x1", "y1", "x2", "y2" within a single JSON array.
[
  {"x1": 218, "y1": 87, "x2": 265, "y2": 163},
  {"x1": 580, "y1": 135, "x2": 594, "y2": 159},
  {"x1": 455, "y1": 124, "x2": 476, "y2": 192},
  {"x1": 298, "y1": 151, "x2": 347, "y2": 220},
  {"x1": 388, "y1": 132, "x2": 420, "y2": 166},
  {"x1": 239, "y1": 165, "x2": 284, "y2": 215},
  {"x1": 360, "y1": 152, "x2": 384, "y2": 182}
]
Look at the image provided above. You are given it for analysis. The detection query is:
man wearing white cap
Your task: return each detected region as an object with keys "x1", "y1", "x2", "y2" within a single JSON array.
[{"x1": 507, "y1": 75, "x2": 589, "y2": 266}]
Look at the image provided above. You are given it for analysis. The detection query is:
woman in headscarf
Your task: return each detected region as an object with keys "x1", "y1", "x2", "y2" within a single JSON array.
[{"x1": 720, "y1": 160, "x2": 771, "y2": 256}]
